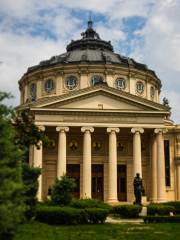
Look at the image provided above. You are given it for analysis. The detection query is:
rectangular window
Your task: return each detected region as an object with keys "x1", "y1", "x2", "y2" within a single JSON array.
[{"x1": 164, "y1": 140, "x2": 171, "y2": 186}]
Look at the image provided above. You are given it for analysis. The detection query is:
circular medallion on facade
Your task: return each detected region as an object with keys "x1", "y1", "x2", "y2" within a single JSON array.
[
  {"x1": 65, "y1": 75, "x2": 78, "y2": 90},
  {"x1": 69, "y1": 140, "x2": 78, "y2": 151},
  {"x1": 91, "y1": 75, "x2": 104, "y2": 86},
  {"x1": 92, "y1": 141, "x2": 102, "y2": 151},
  {"x1": 150, "y1": 86, "x2": 155, "y2": 98},
  {"x1": 117, "y1": 142, "x2": 125, "y2": 152},
  {"x1": 136, "y1": 81, "x2": 144, "y2": 94},
  {"x1": 116, "y1": 78, "x2": 126, "y2": 90},
  {"x1": 30, "y1": 82, "x2": 37, "y2": 100},
  {"x1": 44, "y1": 79, "x2": 54, "y2": 92}
]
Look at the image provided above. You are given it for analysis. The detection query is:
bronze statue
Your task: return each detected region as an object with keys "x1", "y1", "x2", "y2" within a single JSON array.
[{"x1": 133, "y1": 173, "x2": 143, "y2": 205}]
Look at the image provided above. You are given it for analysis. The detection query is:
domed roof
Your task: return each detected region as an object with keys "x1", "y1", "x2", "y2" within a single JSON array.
[{"x1": 27, "y1": 20, "x2": 158, "y2": 79}]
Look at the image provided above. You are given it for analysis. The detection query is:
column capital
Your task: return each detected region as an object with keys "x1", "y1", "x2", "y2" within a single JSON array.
[
  {"x1": 81, "y1": 126, "x2": 94, "y2": 133},
  {"x1": 154, "y1": 128, "x2": 168, "y2": 134},
  {"x1": 56, "y1": 126, "x2": 69, "y2": 132},
  {"x1": 131, "y1": 128, "x2": 144, "y2": 134},
  {"x1": 37, "y1": 125, "x2": 45, "y2": 131},
  {"x1": 107, "y1": 127, "x2": 120, "y2": 133}
]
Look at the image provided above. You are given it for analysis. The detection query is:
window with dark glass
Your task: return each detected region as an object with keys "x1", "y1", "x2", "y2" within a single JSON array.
[
  {"x1": 65, "y1": 75, "x2": 78, "y2": 90},
  {"x1": 136, "y1": 81, "x2": 144, "y2": 94},
  {"x1": 150, "y1": 86, "x2": 155, "y2": 98},
  {"x1": 30, "y1": 83, "x2": 36, "y2": 100},
  {"x1": 91, "y1": 75, "x2": 104, "y2": 86},
  {"x1": 44, "y1": 79, "x2": 54, "y2": 92},
  {"x1": 164, "y1": 140, "x2": 171, "y2": 186},
  {"x1": 116, "y1": 78, "x2": 126, "y2": 90}
]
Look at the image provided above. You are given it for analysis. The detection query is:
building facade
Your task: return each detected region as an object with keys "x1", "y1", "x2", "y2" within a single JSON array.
[{"x1": 18, "y1": 20, "x2": 180, "y2": 203}]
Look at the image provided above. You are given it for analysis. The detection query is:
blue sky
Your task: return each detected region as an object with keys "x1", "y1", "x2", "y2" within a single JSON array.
[{"x1": 0, "y1": 0, "x2": 180, "y2": 122}]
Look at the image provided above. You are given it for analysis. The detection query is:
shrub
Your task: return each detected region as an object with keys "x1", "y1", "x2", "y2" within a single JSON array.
[
  {"x1": 113, "y1": 205, "x2": 142, "y2": 218},
  {"x1": 147, "y1": 204, "x2": 175, "y2": 216},
  {"x1": 162, "y1": 201, "x2": 180, "y2": 214},
  {"x1": 22, "y1": 164, "x2": 41, "y2": 220},
  {"x1": 36, "y1": 205, "x2": 109, "y2": 225},
  {"x1": 143, "y1": 215, "x2": 180, "y2": 223},
  {"x1": 85, "y1": 208, "x2": 109, "y2": 224},
  {"x1": 51, "y1": 175, "x2": 76, "y2": 205},
  {"x1": 36, "y1": 205, "x2": 88, "y2": 225},
  {"x1": 70, "y1": 199, "x2": 112, "y2": 211}
]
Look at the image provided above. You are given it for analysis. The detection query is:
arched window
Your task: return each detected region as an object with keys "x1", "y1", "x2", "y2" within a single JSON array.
[
  {"x1": 91, "y1": 75, "x2": 104, "y2": 86},
  {"x1": 30, "y1": 83, "x2": 36, "y2": 100},
  {"x1": 136, "y1": 81, "x2": 144, "y2": 94},
  {"x1": 116, "y1": 78, "x2": 126, "y2": 90},
  {"x1": 44, "y1": 79, "x2": 54, "y2": 92},
  {"x1": 65, "y1": 76, "x2": 78, "y2": 90}
]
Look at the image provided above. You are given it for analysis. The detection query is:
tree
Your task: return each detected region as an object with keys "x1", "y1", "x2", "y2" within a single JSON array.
[
  {"x1": 0, "y1": 92, "x2": 25, "y2": 240},
  {"x1": 51, "y1": 175, "x2": 76, "y2": 205},
  {"x1": 13, "y1": 109, "x2": 50, "y2": 219}
]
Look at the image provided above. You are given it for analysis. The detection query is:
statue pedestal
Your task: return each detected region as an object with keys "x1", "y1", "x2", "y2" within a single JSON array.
[
  {"x1": 142, "y1": 196, "x2": 147, "y2": 204},
  {"x1": 139, "y1": 206, "x2": 147, "y2": 217}
]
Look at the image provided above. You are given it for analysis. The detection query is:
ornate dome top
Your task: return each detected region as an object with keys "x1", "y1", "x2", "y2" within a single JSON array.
[{"x1": 66, "y1": 20, "x2": 113, "y2": 52}]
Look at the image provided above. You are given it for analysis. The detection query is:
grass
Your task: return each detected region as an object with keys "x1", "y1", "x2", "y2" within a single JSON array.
[{"x1": 14, "y1": 221, "x2": 180, "y2": 240}]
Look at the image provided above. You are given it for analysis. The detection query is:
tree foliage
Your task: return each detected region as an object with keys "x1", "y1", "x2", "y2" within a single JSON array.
[
  {"x1": 0, "y1": 92, "x2": 25, "y2": 240},
  {"x1": 51, "y1": 175, "x2": 76, "y2": 205}
]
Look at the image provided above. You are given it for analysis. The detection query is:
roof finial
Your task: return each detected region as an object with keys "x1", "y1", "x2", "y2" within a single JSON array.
[{"x1": 88, "y1": 12, "x2": 93, "y2": 29}]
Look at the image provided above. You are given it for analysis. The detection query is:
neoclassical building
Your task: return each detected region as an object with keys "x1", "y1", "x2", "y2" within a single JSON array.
[{"x1": 18, "y1": 20, "x2": 180, "y2": 203}]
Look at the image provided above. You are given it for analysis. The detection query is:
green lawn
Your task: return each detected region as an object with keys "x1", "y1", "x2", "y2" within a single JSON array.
[{"x1": 14, "y1": 221, "x2": 180, "y2": 240}]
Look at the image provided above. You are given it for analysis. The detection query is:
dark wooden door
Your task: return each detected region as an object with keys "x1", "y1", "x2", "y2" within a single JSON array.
[
  {"x1": 67, "y1": 164, "x2": 80, "y2": 198},
  {"x1": 117, "y1": 165, "x2": 127, "y2": 201},
  {"x1": 92, "y1": 164, "x2": 104, "y2": 201}
]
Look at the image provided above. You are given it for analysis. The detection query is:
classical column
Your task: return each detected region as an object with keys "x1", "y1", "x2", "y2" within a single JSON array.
[
  {"x1": 154, "y1": 128, "x2": 167, "y2": 202},
  {"x1": 131, "y1": 128, "x2": 144, "y2": 178},
  {"x1": 107, "y1": 127, "x2": 120, "y2": 203},
  {"x1": 81, "y1": 127, "x2": 94, "y2": 198},
  {"x1": 175, "y1": 135, "x2": 180, "y2": 200},
  {"x1": 177, "y1": 163, "x2": 180, "y2": 200},
  {"x1": 151, "y1": 135, "x2": 157, "y2": 202},
  {"x1": 33, "y1": 126, "x2": 45, "y2": 201},
  {"x1": 56, "y1": 127, "x2": 69, "y2": 178}
]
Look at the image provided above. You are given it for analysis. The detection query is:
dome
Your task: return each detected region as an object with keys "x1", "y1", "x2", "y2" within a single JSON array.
[{"x1": 27, "y1": 20, "x2": 158, "y2": 80}]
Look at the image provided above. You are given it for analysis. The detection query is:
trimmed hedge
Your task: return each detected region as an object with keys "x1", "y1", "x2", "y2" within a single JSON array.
[
  {"x1": 143, "y1": 215, "x2": 180, "y2": 223},
  {"x1": 162, "y1": 201, "x2": 180, "y2": 214},
  {"x1": 36, "y1": 205, "x2": 109, "y2": 225},
  {"x1": 85, "y1": 208, "x2": 109, "y2": 224},
  {"x1": 113, "y1": 205, "x2": 142, "y2": 218},
  {"x1": 70, "y1": 199, "x2": 112, "y2": 211},
  {"x1": 36, "y1": 206, "x2": 87, "y2": 224},
  {"x1": 147, "y1": 204, "x2": 175, "y2": 216}
]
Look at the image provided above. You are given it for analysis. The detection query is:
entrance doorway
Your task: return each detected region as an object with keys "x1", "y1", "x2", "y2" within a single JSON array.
[
  {"x1": 67, "y1": 164, "x2": 80, "y2": 198},
  {"x1": 117, "y1": 165, "x2": 127, "y2": 201},
  {"x1": 92, "y1": 164, "x2": 104, "y2": 201}
]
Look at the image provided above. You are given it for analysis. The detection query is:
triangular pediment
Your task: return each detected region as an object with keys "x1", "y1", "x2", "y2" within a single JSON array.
[
  {"x1": 47, "y1": 92, "x2": 148, "y2": 111},
  {"x1": 29, "y1": 85, "x2": 169, "y2": 113}
]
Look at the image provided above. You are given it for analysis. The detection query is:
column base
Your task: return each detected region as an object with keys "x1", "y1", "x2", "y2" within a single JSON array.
[
  {"x1": 156, "y1": 198, "x2": 167, "y2": 203},
  {"x1": 149, "y1": 198, "x2": 158, "y2": 203},
  {"x1": 106, "y1": 199, "x2": 119, "y2": 205}
]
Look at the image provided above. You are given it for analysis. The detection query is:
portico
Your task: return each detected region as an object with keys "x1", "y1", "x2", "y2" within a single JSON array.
[{"x1": 32, "y1": 122, "x2": 168, "y2": 203}]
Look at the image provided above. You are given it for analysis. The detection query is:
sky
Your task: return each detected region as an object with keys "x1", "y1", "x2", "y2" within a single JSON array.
[{"x1": 0, "y1": 0, "x2": 180, "y2": 123}]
